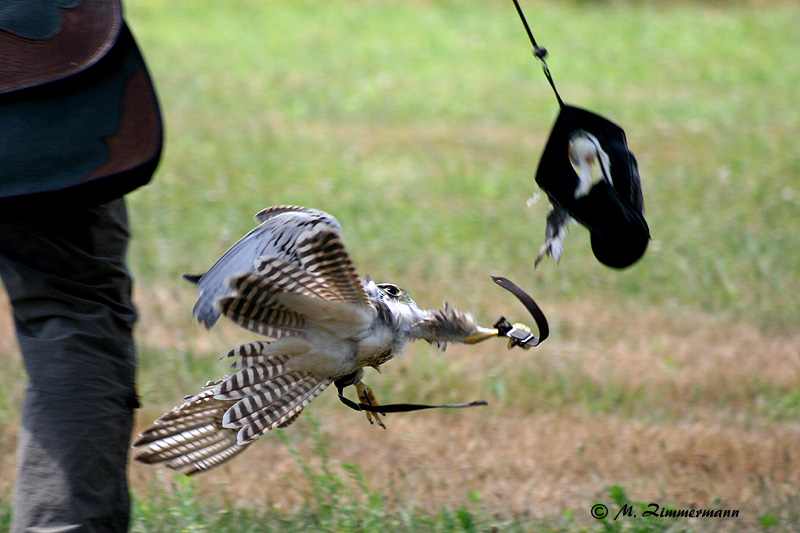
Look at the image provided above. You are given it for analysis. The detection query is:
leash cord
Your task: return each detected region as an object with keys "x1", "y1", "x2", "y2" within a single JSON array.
[{"x1": 511, "y1": 0, "x2": 564, "y2": 108}]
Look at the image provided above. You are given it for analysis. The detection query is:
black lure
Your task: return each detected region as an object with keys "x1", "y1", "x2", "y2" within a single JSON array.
[
  {"x1": 512, "y1": 0, "x2": 650, "y2": 269},
  {"x1": 536, "y1": 106, "x2": 649, "y2": 269}
]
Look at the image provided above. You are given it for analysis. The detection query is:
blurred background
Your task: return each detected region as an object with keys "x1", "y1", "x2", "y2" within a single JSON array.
[{"x1": 1, "y1": 0, "x2": 798, "y2": 531}]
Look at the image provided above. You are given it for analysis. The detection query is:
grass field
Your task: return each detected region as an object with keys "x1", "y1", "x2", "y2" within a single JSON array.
[{"x1": 1, "y1": 0, "x2": 799, "y2": 531}]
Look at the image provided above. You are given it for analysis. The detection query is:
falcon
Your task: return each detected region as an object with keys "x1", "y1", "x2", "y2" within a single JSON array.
[{"x1": 133, "y1": 206, "x2": 523, "y2": 474}]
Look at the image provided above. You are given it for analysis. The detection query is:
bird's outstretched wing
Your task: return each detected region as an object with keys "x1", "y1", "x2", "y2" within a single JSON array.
[
  {"x1": 133, "y1": 342, "x2": 333, "y2": 475},
  {"x1": 132, "y1": 387, "x2": 245, "y2": 475},
  {"x1": 185, "y1": 206, "x2": 348, "y2": 328},
  {"x1": 215, "y1": 223, "x2": 373, "y2": 339},
  {"x1": 135, "y1": 207, "x2": 375, "y2": 473}
]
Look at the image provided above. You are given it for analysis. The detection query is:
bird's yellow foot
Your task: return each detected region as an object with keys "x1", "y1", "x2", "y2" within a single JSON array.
[
  {"x1": 506, "y1": 323, "x2": 533, "y2": 350},
  {"x1": 356, "y1": 382, "x2": 386, "y2": 429},
  {"x1": 465, "y1": 326, "x2": 499, "y2": 344}
]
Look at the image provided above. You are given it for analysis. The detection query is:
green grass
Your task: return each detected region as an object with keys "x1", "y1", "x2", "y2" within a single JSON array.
[
  {"x1": 124, "y1": 0, "x2": 800, "y2": 330},
  {"x1": 128, "y1": 418, "x2": 522, "y2": 532},
  {"x1": 122, "y1": 1, "x2": 799, "y2": 529}
]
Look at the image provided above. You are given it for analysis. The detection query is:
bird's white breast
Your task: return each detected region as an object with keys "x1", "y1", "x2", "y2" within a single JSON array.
[
  {"x1": 283, "y1": 313, "x2": 395, "y2": 379},
  {"x1": 353, "y1": 323, "x2": 396, "y2": 368}
]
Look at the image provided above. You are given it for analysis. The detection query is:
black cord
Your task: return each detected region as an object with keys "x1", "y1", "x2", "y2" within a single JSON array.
[
  {"x1": 337, "y1": 393, "x2": 487, "y2": 414},
  {"x1": 511, "y1": 0, "x2": 564, "y2": 108}
]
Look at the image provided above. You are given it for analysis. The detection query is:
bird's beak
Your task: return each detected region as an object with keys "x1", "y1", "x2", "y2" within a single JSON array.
[{"x1": 465, "y1": 327, "x2": 499, "y2": 344}]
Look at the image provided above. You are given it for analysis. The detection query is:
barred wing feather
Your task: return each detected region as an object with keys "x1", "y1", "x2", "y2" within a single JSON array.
[
  {"x1": 132, "y1": 389, "x2": 248, "y2": 475},
  {"x1": 217, "y1": 237, "x2": 373, "y2": 338},
  {"x1": 223, "y1": 371, "x2": 332, "y2": 444},
  {"x1": 186, "y1": 206, "x2": 344, "y2": 328},
  {"x1": 133, "y1": 345, "x2": 332, "y2": 474},
  {"x1": 290, "y1": 227, "x2": 368, "y2": 305}
]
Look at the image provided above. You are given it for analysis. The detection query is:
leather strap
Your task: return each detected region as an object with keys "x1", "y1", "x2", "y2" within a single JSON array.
[
  {"x1": 337, "y1": 394, "x2": 486, "y2": 414},
  {"x1": 491, "y1": 276, "x2": 550, "y2": 347}
]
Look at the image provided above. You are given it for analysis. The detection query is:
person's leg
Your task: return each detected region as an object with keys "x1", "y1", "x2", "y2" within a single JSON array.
[{"x1": 0, "y1": 198, "x2": 138, "y2": 533}]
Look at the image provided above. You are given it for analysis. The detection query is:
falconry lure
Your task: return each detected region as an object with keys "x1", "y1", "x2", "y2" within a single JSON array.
[
  {"x1": 534, "y1": 106, "x2": 650, "y2": 269},
  {"x1": 133, "y1": 206, "x2": 547, "y2": 474},
  {"x1": 510, "y1": 0, "x2": 650, "y2": 269}
]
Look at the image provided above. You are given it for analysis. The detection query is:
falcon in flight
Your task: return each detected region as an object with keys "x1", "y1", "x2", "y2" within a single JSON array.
[{"x1": 133, "y1": 206, "x2": 519, "y2": 474}]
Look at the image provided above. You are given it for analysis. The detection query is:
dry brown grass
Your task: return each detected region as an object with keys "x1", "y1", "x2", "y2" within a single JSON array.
[
  {"x1": 130, "y1": 411, "x2": 798, "y2": 527},
  {"x1": 2, "y1": 284, "x2": 799, "y2": 531}
]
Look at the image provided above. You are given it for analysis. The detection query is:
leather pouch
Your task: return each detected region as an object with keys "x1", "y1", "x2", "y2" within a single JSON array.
[{"x1": 0, "y1": 0, "x2": 162, "y2": 220}]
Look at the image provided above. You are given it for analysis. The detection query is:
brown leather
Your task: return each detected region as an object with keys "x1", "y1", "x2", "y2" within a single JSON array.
[
  {"x1": 0, "y1": 22, "x2": 162, "y2": 221},
  {"x1": 0, "y1": 0, "x2": 123, "y2": 93},
  {"x1": 491, "y1": 276, "x2": 549, "y2": 346},
  {"x1": 84, "y1": 66, "x2": 161, "y2": 181}
]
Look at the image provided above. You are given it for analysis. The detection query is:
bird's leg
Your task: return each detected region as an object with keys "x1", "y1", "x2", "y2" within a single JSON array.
[
  {"x1": 356, "y1": 382, "x2": 386, "y2": 429},
  {"x1": 334, "y1": 372, "x2": 386, "y2": 429},
  {"x1": 464, "y1": 325, "x2": 500, "y2": 344}
]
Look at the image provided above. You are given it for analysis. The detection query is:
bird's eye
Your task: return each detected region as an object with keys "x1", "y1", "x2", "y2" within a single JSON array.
[{"x1": 380, "y1": 284, "x2": 400, "y2": 297}]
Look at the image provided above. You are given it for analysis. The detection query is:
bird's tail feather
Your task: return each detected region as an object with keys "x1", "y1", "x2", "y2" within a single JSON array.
[
  {"x1": 132, "y1": 389, "x2": 248, "y2": 475},
  {"x1": 182, "y1": 273, "x2": 203, "y2": 284},
  {"x1": 133, "y1": 346, "x2": 331, "y2": 473}
]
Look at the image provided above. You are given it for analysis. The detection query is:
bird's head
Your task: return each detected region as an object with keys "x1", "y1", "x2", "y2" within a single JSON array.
[
  {"x1": 376, "y1": 282, "x2": 445, "y2": 347},
  {"x1": 376, "y1": 283, "x2": 415, "y2": 305},
  {"x1": 365, "y1": 279, "x2": 497, "y2": 349},
  {"x1": 568, "y1": 130, "x2": 612, "y2": 197},
  {"x1": 363, "y1": 280, "x2": 425, "y2": 329},
  {"x1": 568, "y1": 130, "x2": 600, "y2": 167}
]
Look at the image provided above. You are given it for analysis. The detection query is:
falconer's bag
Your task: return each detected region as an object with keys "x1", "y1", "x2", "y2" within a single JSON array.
[{"x1": 0, "y1": 0, "x2": 162, "y2": 220}]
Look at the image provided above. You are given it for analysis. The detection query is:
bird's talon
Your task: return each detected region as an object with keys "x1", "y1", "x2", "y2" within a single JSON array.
[
  {"x1": 356, "y1": 382, "x2": 386, "y2": 429},
  {"x1": 513, "y1": 322, "x2": 531, "y2": 334},
  {"x1": 506, "y1": 322, "x2": 535, "y2": 350}
]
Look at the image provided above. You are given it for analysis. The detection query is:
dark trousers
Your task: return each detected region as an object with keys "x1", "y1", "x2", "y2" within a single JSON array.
[{"x1": 0, "y1": 198, "x2": 138, "y2": 533}]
